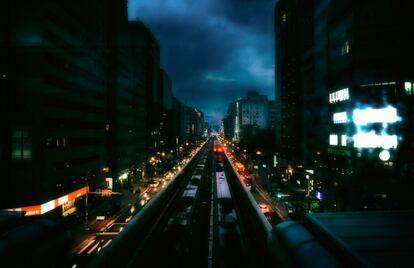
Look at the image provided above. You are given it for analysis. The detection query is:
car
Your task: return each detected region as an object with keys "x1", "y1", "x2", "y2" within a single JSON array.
[{"x1": 148, "y1": 179, "x2": 160, "y2": 188}]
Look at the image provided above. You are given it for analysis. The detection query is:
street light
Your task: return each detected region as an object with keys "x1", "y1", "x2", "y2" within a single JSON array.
[
  {"x1": 84, "y1": 190, "x2": 89, "y2": 230},
  {"x1": 84, "y1": 189, "x2": 122, "y2": 230}
]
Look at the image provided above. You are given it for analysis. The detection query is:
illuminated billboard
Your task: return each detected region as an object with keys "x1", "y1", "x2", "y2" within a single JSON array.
[
  {"x1": 352, "y1": 106, "x2": 399, "y2": 126},
  {"x1": 333, "y1": 112, "x2": 348, "y2": 124},
  {"x1": 353, "y1": 132, "x2": 398, "y2": 149},
  {"x1": 4, "y1": 186, "x2": 89, "y2": 217},
  {"x1": 329, "y1": 134, "x2": 338, "y2": 145},
  {"x1": 329, "y1": 88, "x2": 349, "y2": 103}
]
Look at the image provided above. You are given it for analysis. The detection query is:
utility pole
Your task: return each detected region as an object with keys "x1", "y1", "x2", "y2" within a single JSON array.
[
  {"x1": 84, "y1": 193, "x2": 89, "y2": 230},
  {"x1": 83, "y1": 187, "x2": 121, "y2": 231}
]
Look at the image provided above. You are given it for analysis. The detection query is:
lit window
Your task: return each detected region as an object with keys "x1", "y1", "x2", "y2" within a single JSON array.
[
  {"x1": 333, "y1": 112, "x2": 348, "y2": 124},
  {"x1": 329, "y1": 134, "x2": 338, "y2": 146},
  {"x1": 282, "y1": 13, "x2": 287, "y2": 23},
  {"x1": 404, "y1": 81, "x2": 413, "y2": 95},
  {"x1": 12, "y1": 129, "x2": 31, "y2": 160},
  {"x1": 342, "y1": 41, "x2": 350, "y2": 55}
]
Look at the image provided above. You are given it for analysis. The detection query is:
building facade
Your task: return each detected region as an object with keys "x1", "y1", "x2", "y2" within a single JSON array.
[
  {"x1": 1, "y1": 0, "x2": 108, "y2": 210},
  {"x1": 224, "y1": 90, "x2": 269, "y2": 141},
  {"x1": 275, "y1": 0, "x2": 314, "y2": 166},
  {"x1": 0, "y1": 0, "x2": 161, "y2": 215},
  {"x1": 275, "y1": 0, "x2": 414, "y2": 210},
  {"x1": 314, "y1": 0, "x2": 414, "y2": 209}
]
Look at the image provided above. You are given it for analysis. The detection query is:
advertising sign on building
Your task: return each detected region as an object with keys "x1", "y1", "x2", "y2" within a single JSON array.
[{"x1": 106, "y1": 177, "x2": 113, "y2": 190}]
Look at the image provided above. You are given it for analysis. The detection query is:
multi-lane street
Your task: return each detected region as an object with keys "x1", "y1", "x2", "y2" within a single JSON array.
[
  {"x1": 89, "y1": 137, "x2": 272, "y2": 267},
  {"x1": 68, "y1": 137, "x2": 277, "y2": 267},
  {"x1": 68, "y1": 143, "x2": 207, "y2": 267}
]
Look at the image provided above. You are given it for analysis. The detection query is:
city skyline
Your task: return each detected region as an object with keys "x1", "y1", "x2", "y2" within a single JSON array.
[
  {"x1": 1, "y1": 0, "x2": 414, "y2": 266},
  {"x1": 128, "y1": 0, "x2": 276, "y2": 126}
]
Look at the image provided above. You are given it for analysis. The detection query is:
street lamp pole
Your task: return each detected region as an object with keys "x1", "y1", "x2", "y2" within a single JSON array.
[
  {"x1": 83, "y1": 178, "x2": 90, "y2": 230},
  {"x1": 83, "y1": 189, "x2": 121, "y2": 230},
  {"x1": 84, "y1": 191, "x2": 89, "y2": 230}
]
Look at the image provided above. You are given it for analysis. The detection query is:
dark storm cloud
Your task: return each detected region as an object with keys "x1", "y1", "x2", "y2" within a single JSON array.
[
  {"x1": 144, "y1": 15, "x2": 237, "y2": 82},
  {"x1": 128, "y1": 0, "x2": 275, "y2": 126},
  {"x1": 211, "y1": 0, "x2": 275, "y2": 35}
]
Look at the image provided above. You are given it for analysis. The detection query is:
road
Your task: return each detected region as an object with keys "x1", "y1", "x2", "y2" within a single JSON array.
[
  {"x1": 224, "y1": 143, "x2": 289, "y2": 224},
  {"x1": 67, "y1": 144, "x2": 206, "y2": 268},
  {"x1": 119, "y1": 137, "x2": 272, "y2": 267},
  {"x1": 69, "y1": 137, "x2": 272, "y2": 267}
]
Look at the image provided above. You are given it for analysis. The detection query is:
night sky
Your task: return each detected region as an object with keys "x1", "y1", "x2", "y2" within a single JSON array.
[{"x1": 128, "y1": 0, "x2": 275, "y2": 127}]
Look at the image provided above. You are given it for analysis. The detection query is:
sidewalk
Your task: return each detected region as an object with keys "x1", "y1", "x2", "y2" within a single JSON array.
[{"x1": 253, "y1": 182, "x2": 289, "y2": 221}]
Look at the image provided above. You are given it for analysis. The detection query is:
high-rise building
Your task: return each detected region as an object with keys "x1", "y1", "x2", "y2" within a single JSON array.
[
  {"x1": 0, "y1": 0, "x2": 107, "y2": 210},
  {"x1": 314, "y1": 0, "x2": 414, "y2": 209},
  {"x1": 275, "y1": 0, "x2": 314, "y2": 167},
  {"x1": 223, "y1": 100, "x2": 239, "y2": 140},
  {"x1": 192, "y1": 109, "x2": 204, "y2": 137},
  {"x1": 268, "y1": 100, "x2": 277, "y2": 132},
  {"x1": 240, "y1": 91, "x2": 269, "y2": 130},
  {"x1": 135, "y1": 23, "x2": 161, "y2": 157},
  {"x1": 105, "y1": 20, "x2": 151, "y2": 188},
  {"x1": 275, "y1": 0, "x2": 414, "y2": 210},
  {"x1": 159, "y1": 69, "x2": 174, "y2": 151},
  {"x1": 224, "y1": 90, "x2": 269, "y2": 141},
  {"x1": 0, "y1": 0, "x2": 161, "y2": 215}
]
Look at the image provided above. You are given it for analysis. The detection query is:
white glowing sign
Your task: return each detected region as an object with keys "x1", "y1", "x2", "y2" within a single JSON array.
[
  {"x1": 333, "y1": 112, "x2": 348, "y2": 124},
  {"x1": 41, "y1": 200, "x2": 56, "y2": 214},
  {"x1": 353, "y1": 132, "x2": 398, "y2": 149},
  {"x1": 329, "y1": 88, "x2": 349, "y2": 103},
  {"x1": 329, "y1": 134, "x2": 338, "y2": 146},
  {"x1": 106, "y1": 177, "x2": 113, "y2": 190},
  {"x1": 352, "y1": 106, "x2": 399, "y2": 126},
  {"x1": 57, "y1": 195, "x2": 68, "y2": 206}
]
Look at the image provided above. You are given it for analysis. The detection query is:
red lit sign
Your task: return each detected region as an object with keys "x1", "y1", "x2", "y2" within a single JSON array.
[{"x1": 4, "y1": 186, "x2": 89, "y2": 217}]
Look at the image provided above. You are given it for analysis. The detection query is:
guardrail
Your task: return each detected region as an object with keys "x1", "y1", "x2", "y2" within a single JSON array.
[
  {"x1": 89, "y1": 139, "x2": 209, "y2": 267},
  {"x1": 225, "y1": 151, "x2": 272, "y2": 234},
  {"x1": 223, "y1": 151, "x2": 273, "y2": 266}
]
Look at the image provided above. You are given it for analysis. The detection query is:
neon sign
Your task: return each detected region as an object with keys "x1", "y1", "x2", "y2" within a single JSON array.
[
  {"x1": 353, "y1": 106, "x2": 399, "y2": 126},
  {"x1": 329, "y1": 88, "x2": 349, "y2": 103}
]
